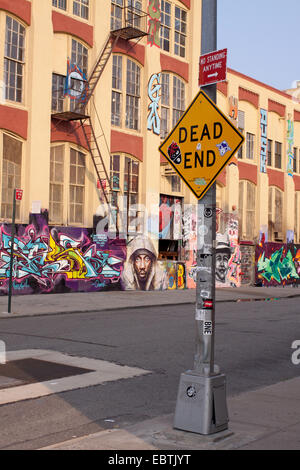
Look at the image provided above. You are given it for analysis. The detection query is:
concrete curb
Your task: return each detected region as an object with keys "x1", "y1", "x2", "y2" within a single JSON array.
[{"x1": 1, "y1": 293, "x2": 300, "y2": 319}]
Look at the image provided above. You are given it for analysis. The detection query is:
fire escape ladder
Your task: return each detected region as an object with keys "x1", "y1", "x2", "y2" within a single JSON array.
[
  {"x1": 80, "y1": 117, "x2": 119, "y2": 233},
  {"x1": 74, "y1": 32, "x2": 121, "y2": 115}
]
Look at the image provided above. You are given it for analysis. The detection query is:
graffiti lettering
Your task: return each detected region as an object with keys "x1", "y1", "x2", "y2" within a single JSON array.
[
  {"x1": 147, "y1": 0, "x2": 161, "y2": 48},
  {"x1": 260, "y1": 109, "x2": 268, "y2": 173},
  {"x1": 147, "y1": 73, "x2": 161, "y2": 135}
]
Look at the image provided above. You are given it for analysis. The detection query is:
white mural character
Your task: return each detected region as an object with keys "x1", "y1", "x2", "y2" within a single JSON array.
[{"x1": 147, "y1": 73, "x2": 161, "y2": 135}]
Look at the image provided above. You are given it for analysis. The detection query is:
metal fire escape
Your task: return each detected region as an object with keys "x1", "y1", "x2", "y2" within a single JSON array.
[{"x1": 51, "y1": 5, "x2": 148, "y2": 218}]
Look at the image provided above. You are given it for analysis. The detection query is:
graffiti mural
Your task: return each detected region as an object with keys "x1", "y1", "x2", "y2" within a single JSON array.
[
  {"x1": 0, "y1": 215, "x2": 126, "y2": 295},
  {"x1": 147, "y1": 73, "x2": 161, "y2": 135},
  {"x1": 159, "y1": 195, "x2": 183, "y2": 240},
  {"x1": 160, "y1": 261, "x2": 186, "y2": 290},
  {"x1": 184, "y1": 207, "x2": 241, "y2": 288},
  {"x1": 147, "y1": 0, "x2": 161, "y2": 48},
  {"x1": 256, "y1": 243, "x2": 300, "y2": 286},
  {"x1": 121, "y1": 235, "x2": 167, "y2": 290},
  {"x1": 260, "y1": 109, "x2": 268, "y2": 173},
  {"x1": 216, "y1": 212, "x2": 241, "y2": 287}
]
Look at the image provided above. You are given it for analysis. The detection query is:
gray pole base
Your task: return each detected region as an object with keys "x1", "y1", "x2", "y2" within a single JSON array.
[{"x1": 174, "y1": 369, "x2": 228, "y2": 435}]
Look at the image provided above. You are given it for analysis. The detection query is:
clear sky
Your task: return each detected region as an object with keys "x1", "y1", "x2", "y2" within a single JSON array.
[{"x1": 217, "y1": 0, "x2": 299, "y2": 92}]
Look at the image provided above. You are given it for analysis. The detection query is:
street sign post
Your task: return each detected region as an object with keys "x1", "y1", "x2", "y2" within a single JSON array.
[
  {"x1": 159, "y1": 90, "x2": 244, "y2": 200},
  {"x1": 199, "y1": 48, "x2": 227, "y2": 87},
  {"x1": 7, "y1": 189, "x2": 22, "y2": 314},
  {"x1": 164, "y1": 0, "x2": 244, "y2": 436}
]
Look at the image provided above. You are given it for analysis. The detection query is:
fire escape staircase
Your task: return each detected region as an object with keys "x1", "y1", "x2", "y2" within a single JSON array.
[{"x1": 51, "y1": 6, "x2": 148, "y2": 224}]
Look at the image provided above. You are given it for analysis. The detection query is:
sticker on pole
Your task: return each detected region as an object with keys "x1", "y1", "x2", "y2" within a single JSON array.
[
  {"x1": 15, "y1": 189, "x2": 23, "y2": 201},
  {"x1": 159, "y1": 90, "x2": 244, "y2": 200},
  {"x1": 203, "y1": 321, "x2": 213, "y2": 335}
]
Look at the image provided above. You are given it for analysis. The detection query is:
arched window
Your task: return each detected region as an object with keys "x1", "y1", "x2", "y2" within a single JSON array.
[
  {"x1": 111, "y1": 55, "x2": 141, "y2": 131},
  {"x1": 239, "y1": 180, "x2": 256, "y2": 240},
  {"x1": 110, "y1": 153, "x2": 141, "y2": 231},
  {"x1": 1, "y1": 132, "x2": 23, "y2": 221},
  {"x1": 49, "y1": 144, "x2": 87, "y2": 225},
  {"x1": 4, "y1": 16, "x2": 26, "y2": 103},
  {"x1": 268, "y1": 186, "x2": 283, "y2": 241},
  {"x1": 160, "y1": 72, "x2": 185, "y2": 140}
]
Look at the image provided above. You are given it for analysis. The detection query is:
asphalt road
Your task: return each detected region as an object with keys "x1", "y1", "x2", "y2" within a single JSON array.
[{"x1": 0, "y1": 298, "x2": 299, "y2": 449}]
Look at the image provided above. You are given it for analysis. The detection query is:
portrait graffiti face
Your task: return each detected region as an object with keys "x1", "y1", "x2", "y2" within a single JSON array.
[
  {"x1": 215, "y1": 251, "x2": 230, "y2": 283},
  {"x1": 134, "y1": 252, "x2": 153, "y2": 282}
]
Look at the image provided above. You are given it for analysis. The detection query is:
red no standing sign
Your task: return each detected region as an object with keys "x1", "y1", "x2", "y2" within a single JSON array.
[{"x1": 199, "y1": 48, "x2": 227, "y2": 87}]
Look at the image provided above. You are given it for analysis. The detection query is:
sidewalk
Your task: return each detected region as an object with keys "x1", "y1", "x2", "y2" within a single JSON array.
[
  {"x1": 41, "y1": 375, "x2": 300, "y2": 450},
  {"x1": 0, "y1": 285, "x2": 299, "y2": 318}
]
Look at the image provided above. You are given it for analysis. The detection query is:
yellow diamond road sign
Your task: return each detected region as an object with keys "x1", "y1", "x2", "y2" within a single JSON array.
[{"x1": 159, "y1": 90, "x2": 244, "y2": 199}]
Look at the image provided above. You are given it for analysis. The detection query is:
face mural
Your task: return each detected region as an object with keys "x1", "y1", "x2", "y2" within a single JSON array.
[
  {"x1": 215, "y1": 233, "x2": 232, "y2": 284},
  {"x1": 121, "y1": 236, "x2": 167, "y2": 291}
]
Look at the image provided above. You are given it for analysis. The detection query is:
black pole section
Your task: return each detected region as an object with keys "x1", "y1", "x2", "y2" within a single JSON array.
[{"x1": 8, "y1": 189, "x2": 16, "y2": 314}]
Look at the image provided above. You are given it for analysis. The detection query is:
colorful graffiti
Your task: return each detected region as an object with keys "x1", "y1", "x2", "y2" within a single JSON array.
[
  {"x1": 256, "y1": 245, "x2": 299, "y2": 285},
  {"x1": 160, "y1": 261, "x2": 186, "y2": 290},
  {"x1": 64, "y1": 60, "x2": 89, "y2": 104},
  {"x1": 159, "y1": 195, "x2": 182, "y2": 240},
  {"x1": 147, "y1": 0, "x2": 161, "y2": 48},
  {"x1": 287, "y1": 119, "x2": 294, "y2": 177},
  {"x1": 0, "y1": 215, "x2": 126, "y2": 295},
  {"x1": 260, "y1": 109, "x2": 268, "y2": 173},
  {"x1": 147, "y1": 73, "x2": 161, "y2": 135}
]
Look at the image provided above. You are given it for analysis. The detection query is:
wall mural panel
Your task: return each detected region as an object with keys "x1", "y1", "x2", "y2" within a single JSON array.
[
  {"x1": 256, "y1": 242, "x2": 300, "y2": 286},
  {"x1": 0, "y1": 214, "x2": 126, "y2": 295}
]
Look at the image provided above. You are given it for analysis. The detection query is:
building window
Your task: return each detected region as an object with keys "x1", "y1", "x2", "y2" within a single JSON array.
[
  {"x1": 160, "y1": 0, "x2": 171, "y2": 52},
  {"x1": 268, "y1": 186, "x2": 283, "y2": 241},
  {"x1": 237, "y1": 111, "x2": 245, "y2": 159},
  {"x1": 71, "y1": 39, "x2": 88, "y2": 76},
  {"x1": 1, "y1": 134, "x2": 22, "y2": 220},
  {"x1": 111, "y1": 55, "x2": 141, "y2": 131},
  {"x1": 111, "y1": 55, "x2": 122, "y2": 126},
  {"x1": 52, "y1": 74, "x2": 65, "y2": 112},
  {"x1": 126, "y1": 59, "x2": 140, "y2": 130},
  {"x1": 69, "y1": 148, "x2": 85, "y2": 224},
  {"x1": 160, "y1": 73, "x2": 185, "y2": 139},
  {"x1": 171, "y1": 175, "x2": 181, "y2": 192},
  {"x1": 293, "y1": 147, "x2": 297, "y2": 174},
  {"x1": 110, "y1": 154, "x2": 140, "y2": 231},
  {"x1": 52, "y1": 0, "x2": 67, "y2": 10},
  {"x1": 111, "y1": 0, "x2": 123, "y2": 31},
  {"x1": 49, "y1": 146, "x2": 64, "y2": 224},
  {"x1": 246, "y1": 132, "x2": 254, "y2": 160},
  {"x1": 239, "y1": 180, "x2": 256, "y2": 240},
  {"x1": 267, "y1": 139, "x2": 272, "y2": 166},
  {"x1": 274, "y1": 141, "x2": 282, "y2": 169},
  {"x1": 174, "y1": 6, "x2": 187, "y2": 58},
  {"x1": 73, "y1": 0, "x2": 89, "y2": 20},
  {"x1": 237, "y1": 129, "x2": 244, "y2": 159},
  {"x1": 4, "y1": 16, "x2": 25, "y2": 103}
]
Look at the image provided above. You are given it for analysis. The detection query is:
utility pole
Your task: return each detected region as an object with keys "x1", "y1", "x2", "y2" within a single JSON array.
[{"x1": 174, "y1": 0, "x2": 229, "y2": 435}]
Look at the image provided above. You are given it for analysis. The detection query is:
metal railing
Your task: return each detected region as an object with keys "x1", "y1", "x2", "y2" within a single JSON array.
[{"x1": 111, "y1": 6, "x2": 148, "y2": 37}]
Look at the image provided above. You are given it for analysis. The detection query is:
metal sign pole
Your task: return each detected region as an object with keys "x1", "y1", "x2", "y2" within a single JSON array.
[
  {"x1": 174, "y1": 0, "x2": 228, "y2": 435},
  {"x1": 8, "y1": 189, "x2": 17, "y2": 314}
]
